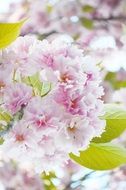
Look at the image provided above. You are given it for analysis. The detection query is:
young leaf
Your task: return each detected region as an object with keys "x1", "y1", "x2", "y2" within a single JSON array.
[
  {"x1": 0, "y1": 109, "x2": 12, "y2": 123},
  {"x1": 93, "y1": 104, "x2": 126, "y2": 143},
  {"x1": 22, "y1": 73, "x2": 51, "y2": 97},
  {"x1": 0, "y1": 137, "x2": 4, "y2": 145},
  {"x1": 41, "y1": 172, "x2": 57, "y2": 190},
  {"x1": 80, "y1": 17, "x2": 94, "y2": 29},
  {"x1": 105, "y1": 72, "x2": 126, "y2": 89},
  {"x1": 0, "y1": 110, "x2": 12, "y2": 138},
  {"x1": 82, "y1": 5, "x2": 95, "y2": 13},
  {"x1": 70, "y1": 143, "x2": 126, "y2": 170},
  {"x1": 0, "y1": 19, "x2": 26, "y2": 49}
]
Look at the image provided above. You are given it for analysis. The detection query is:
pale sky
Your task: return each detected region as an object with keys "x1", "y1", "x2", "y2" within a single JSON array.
[{"x1": 0, "y1": 0, "x2": 20, "y2": 13}]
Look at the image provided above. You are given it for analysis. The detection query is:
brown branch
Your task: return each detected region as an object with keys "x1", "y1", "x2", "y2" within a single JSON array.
[{"x1": 92, "y1": 15, "x2": 126, "y2": 22}]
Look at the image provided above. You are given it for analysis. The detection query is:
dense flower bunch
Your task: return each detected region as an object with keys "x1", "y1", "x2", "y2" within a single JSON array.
[
  {"x1": 0, "y1": 36, "x2": 105, "y2": 172},
  {"x1": 0, "y1": 161, "x2": 43, "y2": 190}
]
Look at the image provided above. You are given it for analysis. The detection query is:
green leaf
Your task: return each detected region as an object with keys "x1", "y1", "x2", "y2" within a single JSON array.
[
  {"x1": 80, "y1": 17, "x2": 94, "y2": 29},
  {"x1": 93, "y1": 104, "x2": 126, "y2": 143},
  {"x1": 70, "y1": 143, "x2": 126, "y2": 170},
  {"x1": 0, "y1": 110, "x2": 12, "y2": 138},
  {"x1": 46, "y1": 5, "x2": 53, "y2": 13},
  {"x1": 22, "y1": 73, "x2": 51, "y2": 97},
  {"x1": 0, "y1": 137, "x2": 4, "y2": 145},
  {"x1": 105, "y1": 72, "x2": 126, "y2": 89},
  {"x1": 82, "y1": 5, "x2": 95, "y2": 13},
  {"x1": 0, "y1": 109, "x2": 12, "y2": 123},
  {"x1": 41, "y1": 172, "x2": 57, "y2": 190},
  {"x1": 0, "y1": 19, "x2": 26, "y2": 49}
]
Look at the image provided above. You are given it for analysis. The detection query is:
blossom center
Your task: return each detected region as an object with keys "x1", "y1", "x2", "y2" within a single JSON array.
[
  {"x1": 0, "y1": 81, "x2": 5, "y2": 89},
  {"x1": 36, "y1": 115, "x2": 48, "y2": 128},
  {"x1": 60, "y1": 73, "x2": 70, "y2": 83},
  {"x1": 15, "y1": 134, "x2": 25, "y2": 142}
]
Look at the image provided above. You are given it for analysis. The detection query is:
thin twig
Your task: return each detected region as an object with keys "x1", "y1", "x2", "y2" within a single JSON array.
[{"x1": 93, "y1": 16, "x2": 126, "y2": 22}]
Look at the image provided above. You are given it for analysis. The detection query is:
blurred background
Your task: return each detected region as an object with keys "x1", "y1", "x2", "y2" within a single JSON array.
[{"x1": 1, "y1": 0, "x2": 126, "y2": 189}]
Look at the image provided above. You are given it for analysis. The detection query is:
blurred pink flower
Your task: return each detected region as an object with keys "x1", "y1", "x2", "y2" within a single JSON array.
[{"x1": 3, "y1": 83, "x2": 32, "y2": 114}]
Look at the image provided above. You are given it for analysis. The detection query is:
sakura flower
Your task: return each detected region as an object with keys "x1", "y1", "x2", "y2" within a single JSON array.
[
  {"x1": 8, "y1": 36, "x2": 41, "y2": 76},
  {"x1": 1, "y1": 121, "x2": 37, "y2": 162},
  {"x1": 34, "y1": 150, "x2": 69, "y2": 173},
  {"x1": 0, "y1": 161, "x2": 44, "y2": 190},
  {"x1": 37, "y1": 135, "x2": 57, "y2": 156},
  {"x1": 31, "y1": 38, "x2": 83, "y2": 72},
  {"x1": 0, "y1": 64, "x2": 13, "y2": 89},
  {"x1": 53, "y1": 86, "x2": 87, "y2": 115},
  {"x1": 0, "y1": 48, "x2": 15, "y2": 65},
  {"x1": 54, "y1": 57, "x2": 87, "y2": 86},
  {"x1": 56, "y1": 116, "x2": 92, "y2": 154},
  {"x1": 3, "y1": 83, "x2": 32, "y2": 114},
  {"x1": 23, "y1": 96, "x2": 64, "y2": 136}
]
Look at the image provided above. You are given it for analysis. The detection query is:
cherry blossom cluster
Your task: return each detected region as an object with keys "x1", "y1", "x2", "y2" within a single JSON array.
[
  {"x1": 0, "y1": 161, "x2": 43, "y2": 190},
  {"x1": 0, "y1": 36, "x2": 105, "y2": 172}
]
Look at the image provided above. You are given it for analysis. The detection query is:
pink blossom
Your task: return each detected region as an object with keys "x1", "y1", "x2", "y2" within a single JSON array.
[
  {"x1": 0, "y1": 161, "x2": 43, "y2": 190},
  {"x1": 23, "y1": 96, "x2": 64, "y2": 135},
  {"x1": 56, "y1": 116, "x2": 92, "y2": 154},
  {"x1": 0, "y1": 64, "x2": 13, "y2": 89},
  {"x1": 3, "y1": 83, "x2": 32, "y2": 114},
  {"x1": 53, "y1": 86, "x2": 87, "y2": 115},
  {"x1": 8, "y1": 36, "x2": 41, "y2": 76},
  {"x1": 1, "y1": 121, "x2": 37, "y2": 162},
  {"x1": 34, "y1": 150, "x2": 69, "y2": 173}
]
